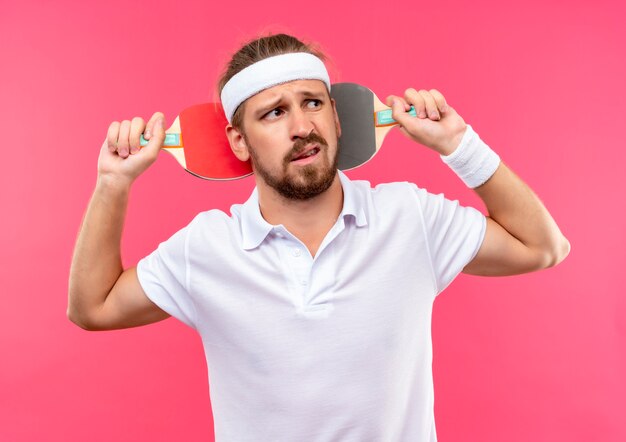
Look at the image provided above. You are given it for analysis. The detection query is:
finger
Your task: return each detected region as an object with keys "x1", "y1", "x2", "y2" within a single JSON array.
[
  {"x1": 144, "y1": 115, "x2": 166, "y2": 159},
  {"x1": 117, "y1": 120, "x2": 131, "y2": 158},
  {"x1": 403, "y1": 88, "x2": 428, "y2": 118},
  {"x1": 417, "y1": 89, "x2": 440, "y2": 120},
  {"x1": 389, "y1": 97, "x2": 415, "y2": 127},
  {"x1": 107, "y1": 121, "x2": 121, "y2": 152},
  {"x1": 385, "y1": 95, "x2": 410, "y2": 111},
  {"x1": 129, "y1": 117, "x2": 145, "y2": 154},
  {"x1": 429, "y1": 89, "x2": 448, "y2": 113},
  {"x1": 144, "y1": 111, "x2": 165, "y2": 141}
]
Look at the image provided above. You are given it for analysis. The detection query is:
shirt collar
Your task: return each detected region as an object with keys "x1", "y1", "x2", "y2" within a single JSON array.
[{"x1": 240, "y1": 170, "x2": 368, "y2": 251}]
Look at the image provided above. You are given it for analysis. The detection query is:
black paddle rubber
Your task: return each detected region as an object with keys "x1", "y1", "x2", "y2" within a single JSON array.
[{"x1": 332, "y1": 83, "x2": 378, "y2": 170}]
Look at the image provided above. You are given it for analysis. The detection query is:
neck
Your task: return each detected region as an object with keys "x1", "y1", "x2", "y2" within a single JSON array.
[{"x1": 256, "y1": 173, "x2": 343, "y2": 256}]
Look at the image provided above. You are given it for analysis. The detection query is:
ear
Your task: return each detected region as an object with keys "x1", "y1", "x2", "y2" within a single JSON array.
[
  {"x1": 225, "y1": 124, "x2": 250, "y2": 162},
  {"x1": 331, "y1": 98, "x2": 341, "y2": 138}
]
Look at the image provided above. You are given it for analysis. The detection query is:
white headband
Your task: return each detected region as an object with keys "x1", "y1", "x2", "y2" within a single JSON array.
[{"x1": 220, "y1": 52, "x2": 331, "y2": 123}]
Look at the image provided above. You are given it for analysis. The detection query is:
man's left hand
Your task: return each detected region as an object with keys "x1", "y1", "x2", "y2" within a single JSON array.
[{"x1": 386, "y1": 88, "x2": 467, "y2": 156}]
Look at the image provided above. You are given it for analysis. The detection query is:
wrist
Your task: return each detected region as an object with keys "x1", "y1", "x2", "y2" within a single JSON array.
[
  {"x1": 438, "y1": 124, "x2": 468, "y2": 156},
  {"x1": 96, "y1": 173, "x2": 133, "y2": 195},
  {"x1": 440, "y1": 124, "x2": 501, "y2": 188}
]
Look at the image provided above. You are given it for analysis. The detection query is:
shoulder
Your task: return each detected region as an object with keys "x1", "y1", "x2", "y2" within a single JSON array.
[
  {"x1": 348, "y1": 177, "x2": 421, "y2": 194},
  {"x1": 342, "y1": 177, "x2": 429, "y2": 228},
  {"x1": 349, "y1": 177, "x2": 425, "y2": 207},
  {"x1": 191, "y1": 207, "x2": 235, "y2": 225},
  {"x1": 186, "y1": 206, "x2": 242, "y2": 238},
  {"x1": 347, "y1": 177, "x2": 471, "y2": 226},
  {"x1": 151, "y1": 208, "x2": 233, "y2": 252}
]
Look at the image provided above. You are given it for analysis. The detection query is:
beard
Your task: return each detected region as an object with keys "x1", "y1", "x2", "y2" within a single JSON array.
[{"x1": 245, "y1": 132, "x2": 339, "y2": 201}]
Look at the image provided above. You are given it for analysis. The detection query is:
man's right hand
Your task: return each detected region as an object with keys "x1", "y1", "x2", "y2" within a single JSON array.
[{"x1": 98, "y1": 112, "x2": 166, "y2": 186}]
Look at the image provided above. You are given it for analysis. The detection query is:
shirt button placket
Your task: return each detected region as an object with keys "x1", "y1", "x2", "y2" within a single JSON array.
[{"x1": 293, "y1": 247, "x2": 311, "y2": 304}]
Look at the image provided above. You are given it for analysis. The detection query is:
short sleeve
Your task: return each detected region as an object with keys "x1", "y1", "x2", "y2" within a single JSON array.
[
  {"x1": 412, "y1": 186, "x2": 487, "y2": 294},
  {"x1": 136, "y1": 226, "x2": 197, "y2": 329}
]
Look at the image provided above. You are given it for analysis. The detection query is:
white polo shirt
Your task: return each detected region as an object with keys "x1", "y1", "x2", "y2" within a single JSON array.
[{"x1": 137, "y1": 171, "x2": 486, "y2": 442}]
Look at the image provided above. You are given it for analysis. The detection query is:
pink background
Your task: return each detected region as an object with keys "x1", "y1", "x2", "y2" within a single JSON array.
[{"x1": 1, "y1": 0, "x2": 624, "y2": 440}]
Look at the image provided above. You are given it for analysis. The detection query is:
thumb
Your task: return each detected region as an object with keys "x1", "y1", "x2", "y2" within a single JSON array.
[
  {"x1": 389, "y1": 97, "x2": 415, "y2": 127},
  {"x1": 145, "y1": 117, "x2": 166, "y2": 156}
]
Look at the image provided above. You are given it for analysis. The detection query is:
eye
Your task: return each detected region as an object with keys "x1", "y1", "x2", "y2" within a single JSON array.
[
  {"x1": 306, "y1": 99, "x2": 322, "y2": 109},
  {"x1": 263, "y1": 108, "x2": 284, "y2": 120}
]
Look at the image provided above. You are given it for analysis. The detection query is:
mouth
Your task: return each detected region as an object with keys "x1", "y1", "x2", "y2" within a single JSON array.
[{"x1": 290, "y1": 144, "x2": 321, "y2": 163}]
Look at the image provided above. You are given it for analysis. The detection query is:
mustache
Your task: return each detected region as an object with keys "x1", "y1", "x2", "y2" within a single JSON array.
[{"x1": 285, "y1": 133, "x2": 329, "y2": 161}]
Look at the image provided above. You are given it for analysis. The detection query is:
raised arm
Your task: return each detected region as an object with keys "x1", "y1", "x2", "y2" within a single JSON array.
[
  {"x1": 462, "y1": 161, "x2": 570, "y2": 275},
  {"x1": 68, "y1": 113, "x2": 170, "y2": 330},
  {"x1": 387, "y1": 89, "x2": 570, "y2": 276}
]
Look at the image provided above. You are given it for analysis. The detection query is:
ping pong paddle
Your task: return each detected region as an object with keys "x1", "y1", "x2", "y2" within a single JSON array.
[
  {"x1": 330, "y1": 82, "x2": 416, "y2": 170},
  {"x1": 139, "y1": 103, "x2": 253, "y2": 180},
  {"x1": 137, "y1": 83, "x2": 413, "y2": 179}
]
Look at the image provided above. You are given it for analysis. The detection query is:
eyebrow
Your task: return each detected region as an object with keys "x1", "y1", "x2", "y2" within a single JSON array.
[{"x1": 254, "y1": 89, "x2": 327, "y2": 118}]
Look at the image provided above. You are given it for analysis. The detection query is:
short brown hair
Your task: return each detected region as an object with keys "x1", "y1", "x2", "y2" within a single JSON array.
[{"x1": 217, "y1": 33, "x2": 327, "y2": 130}]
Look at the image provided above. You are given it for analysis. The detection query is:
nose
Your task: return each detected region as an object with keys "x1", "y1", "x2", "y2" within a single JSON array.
[{"x1": 289, "y1": 107, "x2": 315, "y2": 140}]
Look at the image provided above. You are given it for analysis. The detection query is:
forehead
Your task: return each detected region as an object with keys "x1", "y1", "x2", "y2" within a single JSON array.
[{"x1": 244, "y1": 79, "x2": 329, "y2": 109}]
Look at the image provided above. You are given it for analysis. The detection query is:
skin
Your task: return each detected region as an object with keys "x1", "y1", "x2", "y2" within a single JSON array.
[
  {"x1": 68, "y1": 79, "x2": 570, "y2": 331},
  {"x1": 384, "y1": 88, "x2": 570, "y2": 274},
  {"x1": 226, "y1": 80, "x2": 344, "y2": 257}
]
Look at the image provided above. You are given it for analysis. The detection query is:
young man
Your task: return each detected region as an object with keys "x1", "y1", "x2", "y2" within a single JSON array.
[{"x1": 69, "y1": 34, "x2": 569, "y2": 441}]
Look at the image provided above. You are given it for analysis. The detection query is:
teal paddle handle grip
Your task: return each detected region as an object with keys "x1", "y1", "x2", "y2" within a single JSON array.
[
  {"x1": 375, "y1": 106, "x2": 417, "y2": 125},
  {"x1": 140, "y1": 133, "x2": 181, "y2": 146}
]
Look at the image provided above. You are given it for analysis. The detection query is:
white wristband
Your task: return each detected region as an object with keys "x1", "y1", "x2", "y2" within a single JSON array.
[{"x1": 440, "y1": 124, "x2": 501, "y2": 188}]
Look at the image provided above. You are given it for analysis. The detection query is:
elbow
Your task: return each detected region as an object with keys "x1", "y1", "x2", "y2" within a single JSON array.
[
  {"x1": 540, "y1": 235, "x2": 571, "y2": 269},
  {"x1": 67, "y1": 306, "x2": 92, "y2": 331},
  {"x1": 67, "y1": 296, "x2": 101, "y2": 331}
]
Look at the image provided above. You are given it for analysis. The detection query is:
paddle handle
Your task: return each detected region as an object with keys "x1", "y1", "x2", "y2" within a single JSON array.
[
  {"x1": 140, "y1": 133, "x2": 182, "y2": 147},
  {"x1": 375, "y1": 106, "x2": 417, "y2": 126}
]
